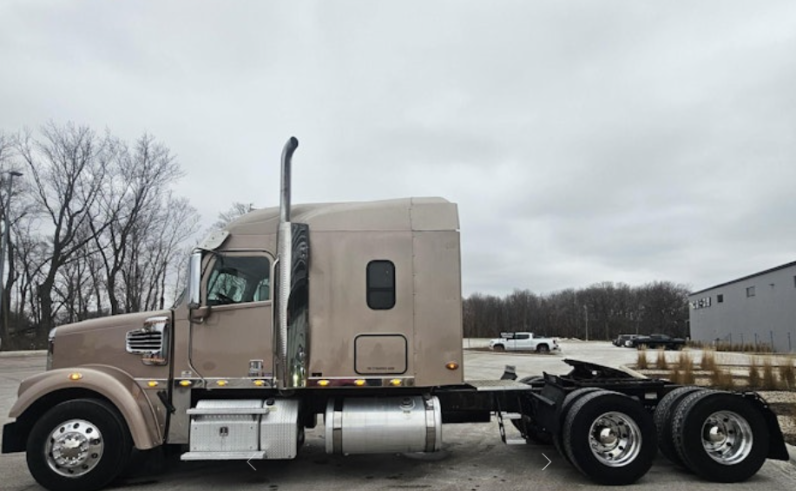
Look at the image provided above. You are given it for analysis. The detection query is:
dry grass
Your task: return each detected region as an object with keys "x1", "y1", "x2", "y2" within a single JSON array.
[
  {"x1": 748, "y1": 357, "x2": 761, "y2": 389},
  {"x1": 675, "y1": 351, "x2": 696, "y2": 385},
  {"x1": 761, "y1": 359, "x2": 778, "y2": 390},
  {"x1": 669, "y1": 367, "x2": 681, "y2": 384},
  {"x1": 700, "y1": 349, "x2": 717, "y2": 371},
  {"x1": 780, "y1": 361, "x2": 796, "y2": 391},
  {"x1": 655, "y1": 349, "x2": 669, "y2": 370},
  {"x1": 709, "y1": 367, "x2": 735, "y2": 390},
  {"x1": 637, "y1": 348, "x2": 648, "y2": 370}
]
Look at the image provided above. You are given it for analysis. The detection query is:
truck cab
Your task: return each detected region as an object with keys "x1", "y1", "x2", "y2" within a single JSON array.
[{"x1": 2, "y1": 138, "x2": 465, "y2": 491}]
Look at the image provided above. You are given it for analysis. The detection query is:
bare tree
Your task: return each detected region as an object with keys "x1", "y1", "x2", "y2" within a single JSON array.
[
  {"x1": 463, "y1": 281, "x2": 689, "y2": 340},
  {"x1": 89, "y1": 134, "x2": 183, "y2": 315},
  {"x1": 16, "y1": 123, "x2": 114, "y2": 331},
  {"x1": 212, "y1": 202, "x2": 255, "y2": 230}
]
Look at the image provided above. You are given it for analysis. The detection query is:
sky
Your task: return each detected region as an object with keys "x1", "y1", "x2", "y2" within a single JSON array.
[{"x1": 1, "y1": 1, "x2": 795, "y2": 297}]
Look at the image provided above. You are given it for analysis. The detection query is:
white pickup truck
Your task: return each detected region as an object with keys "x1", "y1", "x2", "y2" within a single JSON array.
[{"x1": 489, "y1": 332, "x2": 560, "y2": 353}]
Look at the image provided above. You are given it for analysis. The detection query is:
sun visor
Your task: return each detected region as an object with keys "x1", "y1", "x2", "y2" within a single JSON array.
[{"x1": 198, "y1": 230, "x2": 230, "y2": 251}]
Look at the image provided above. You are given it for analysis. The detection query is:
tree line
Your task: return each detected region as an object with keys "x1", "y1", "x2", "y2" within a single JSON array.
[
  {"x1": 0, "y1": 123, "x2": 200, "y2": 349},
  {"x1": 463, "y1": 281, "x2": 691, "y2": 340}
]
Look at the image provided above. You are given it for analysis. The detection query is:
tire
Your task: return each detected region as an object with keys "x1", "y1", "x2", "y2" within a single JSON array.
[
  {"x1": 511, "y1": 376, "x2": 552, "y2": 444},
  {"x1": 493, "y1": 344, "x2": 505, "y2": 352},
  {"x1": 552, "y1": 387, "x2": 604, "y2": 462},
  {"x1": 26, "y1": 398, "x2": 132, "y2": 491},
  {"x1": 562, "y1": 390, "x2": 656, "y2": 485},
  {"x1": 654, "y1": 386, "x2": 705, "y2": 466},
  {"x1": 671, "y1": 391, "x2": 769, "y2": 483},
  {"x1": 536, "y1": 344, "x2": 550, "y2": 354}
]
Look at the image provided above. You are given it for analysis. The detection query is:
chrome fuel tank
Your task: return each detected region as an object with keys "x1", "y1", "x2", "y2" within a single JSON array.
[{"x1": 325, "y1": 396, "x2": 442, "y2": 455}]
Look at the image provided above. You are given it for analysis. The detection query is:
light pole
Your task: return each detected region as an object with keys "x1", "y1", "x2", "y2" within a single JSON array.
[{"x1": 0, "y1": 171, "x2": 22, "y2": 343}]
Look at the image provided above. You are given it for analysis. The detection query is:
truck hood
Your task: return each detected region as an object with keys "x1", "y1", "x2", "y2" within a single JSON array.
[
  {"x1": 55, "y1": 310, "x2": 171, "y2": 336},
  {"x1": 51, "y1": 310, "x2": 171, "y2": 371}
]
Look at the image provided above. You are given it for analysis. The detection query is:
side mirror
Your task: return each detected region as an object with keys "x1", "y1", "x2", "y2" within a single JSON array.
[{"x1": 188, "y1": 251, "x2": 202, "y2": 309}]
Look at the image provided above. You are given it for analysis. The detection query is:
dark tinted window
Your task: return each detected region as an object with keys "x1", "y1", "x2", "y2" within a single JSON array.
[
  {"x1": 717, "y1": 294, "x2": 724, "y2": 303},
  {"x1": 207, "y1": 255, "x2": 270, "y2": 306},
  {"x1": 367, "y1": 260, "x2": 395, "y2": 310},
  {"x1": 515, "y1": 334, "x2": 530, "y2": 340}
]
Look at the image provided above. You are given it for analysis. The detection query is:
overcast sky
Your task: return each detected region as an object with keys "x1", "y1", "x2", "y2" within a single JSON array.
[{"x1": 1, "y1": 1, "x2": 795, "y2": 297}]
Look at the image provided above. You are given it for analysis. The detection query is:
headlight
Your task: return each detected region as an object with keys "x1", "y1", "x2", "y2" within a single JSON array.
[{"x1": 46, "y1": 328, "x2": 57, "y2": 370}]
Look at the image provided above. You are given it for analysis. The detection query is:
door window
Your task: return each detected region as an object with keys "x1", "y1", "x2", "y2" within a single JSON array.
[{"x1": 207, "y1": 255, "x2": 271, "y2": 306}]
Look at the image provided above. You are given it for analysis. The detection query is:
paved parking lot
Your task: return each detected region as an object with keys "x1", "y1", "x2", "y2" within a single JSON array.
[{"x1": 1, "y1": 345, "x2": 794, "y2": 491}]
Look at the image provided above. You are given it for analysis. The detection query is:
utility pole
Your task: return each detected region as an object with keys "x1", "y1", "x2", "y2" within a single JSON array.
[{"x1": 0, "y1": 171, "x2": 22, "y2": 346}]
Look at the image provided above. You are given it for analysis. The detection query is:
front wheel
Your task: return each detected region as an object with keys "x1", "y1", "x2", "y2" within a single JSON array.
[
  {"x1": 27, "y1": 399, "x2": 132, "y2": 491},
  {"x1": 493, "y1": 344, "x2": 505, "y2": 352},
  {"x1": 536, "y1": 344, "x2": 550, "y2": 354},
  {"x1": 562, "y1": 390, "x2": 657, "y2": 485}
]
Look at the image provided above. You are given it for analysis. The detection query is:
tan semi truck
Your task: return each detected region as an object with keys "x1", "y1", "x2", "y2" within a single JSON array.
[{"x1": 2, "y1": 138, "x2": 788, "y2": 491}]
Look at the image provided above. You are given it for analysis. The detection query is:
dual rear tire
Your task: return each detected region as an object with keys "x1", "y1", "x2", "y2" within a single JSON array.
[
  {"x1": 657, "y1": 389, "x2": 769, "y2": 482},
  {"x1": 555, "y1": 389, "x2": 656, "y2": 485}
]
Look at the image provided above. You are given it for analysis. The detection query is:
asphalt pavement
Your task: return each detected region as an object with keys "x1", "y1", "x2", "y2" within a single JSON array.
[{"x1": 1, "y1": 344, "x2": 794, "y2": 491}]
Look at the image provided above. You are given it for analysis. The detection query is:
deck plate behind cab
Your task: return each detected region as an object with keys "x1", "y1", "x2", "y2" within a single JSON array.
[{"x1": 465, "y1": 380, "x2": 534, "y2": 391}]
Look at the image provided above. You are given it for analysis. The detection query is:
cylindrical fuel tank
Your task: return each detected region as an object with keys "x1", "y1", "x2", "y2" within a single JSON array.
[{"x1": 325, "y1": 396, "x2": 442, "y2": 455}]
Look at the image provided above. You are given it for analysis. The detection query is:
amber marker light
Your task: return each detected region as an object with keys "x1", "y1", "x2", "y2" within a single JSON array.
[
  {"x1": 445, "y1": 362, "x2": 459, "y2": 370},
  {"x1": 253, "y1": 380, "x2": 266, "y2": 387},
  {"x1": 68, "y1": 372, "x2": 83, "y2": 381},
  {"x1": 354, "y1": 379, "x2": 366, "y2": 386},
  {"x1": 147, "y1": 381, "x2": 159, "y2": 388},
  {"x1": 179, "y1": 380, "x2": 192, "y2": 387},
  {"x1": 216, "y1": 380, "x2": 228, "y2": 387},
  {"x1": 318, "y1": 380, "x2": 330, "y2": 387},
  {"x1": 389, "y1": 379, "x2": 402, "y2": 386}
]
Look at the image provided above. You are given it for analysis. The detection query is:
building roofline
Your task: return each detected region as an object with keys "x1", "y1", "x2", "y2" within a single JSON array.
[{"x1": 689, "y1": 260, "x2": 796, "y2": 296}]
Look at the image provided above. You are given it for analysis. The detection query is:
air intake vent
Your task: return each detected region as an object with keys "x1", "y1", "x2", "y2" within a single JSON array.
[
  {"x1": 126, "y1": 330, "x2": 163, "y2": 353},
  {"x1": 126, "y1": 316, "x2": 169, "y2": 365}
]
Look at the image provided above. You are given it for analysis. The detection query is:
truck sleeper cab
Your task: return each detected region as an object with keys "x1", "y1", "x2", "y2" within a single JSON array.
[{"x1": 2, "y1": 137, "x2": 788, "y2": 491}]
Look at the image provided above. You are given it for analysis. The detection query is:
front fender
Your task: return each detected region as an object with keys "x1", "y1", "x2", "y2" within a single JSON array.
[{"x1": 9, "y1": 365, "x2": 163, "y2": 450}]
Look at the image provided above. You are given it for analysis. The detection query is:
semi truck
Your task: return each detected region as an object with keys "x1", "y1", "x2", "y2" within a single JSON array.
[{"x1": 2, "y1": 137, "x2": 788, "y2": 491}]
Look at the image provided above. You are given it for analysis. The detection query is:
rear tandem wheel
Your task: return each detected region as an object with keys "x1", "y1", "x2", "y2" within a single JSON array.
[
  {"x1": 654, "y1": 386, "x2": 707, "y2": 466},
  {"x1": 671, "y1": 390, "x2": 769, "y2": 483},
  {"x1": 561, "y1": 390, "x2": 657, "y2": 485}
]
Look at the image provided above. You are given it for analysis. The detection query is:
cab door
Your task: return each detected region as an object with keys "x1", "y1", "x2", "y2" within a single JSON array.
[
  {"x1": 513, "y1": 333, "x2": 531, "y2": 350},
  {"x1": 189, "y1": 251, "x2": 274, "y2": 380}
]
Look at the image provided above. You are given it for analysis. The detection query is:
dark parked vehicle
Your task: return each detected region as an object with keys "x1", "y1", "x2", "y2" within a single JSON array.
[
  {"x1": 630, "y1": 333, "x2": 686, "y2": 350},
  {"x1": 613, "y1": 334, "x2": 639, "y2": 347}
]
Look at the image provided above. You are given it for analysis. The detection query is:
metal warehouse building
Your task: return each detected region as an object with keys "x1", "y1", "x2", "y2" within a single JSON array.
[{"x1": 688, "y1": 261, "x2": 796, "y2": 353}]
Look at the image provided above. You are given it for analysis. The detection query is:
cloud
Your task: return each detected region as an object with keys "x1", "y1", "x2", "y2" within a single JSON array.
[{"x1": 1, "y1": 0, "x2": 795, "y2": 296}]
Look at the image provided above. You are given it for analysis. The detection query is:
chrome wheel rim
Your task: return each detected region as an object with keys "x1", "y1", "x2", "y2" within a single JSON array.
[
  {"x1": 700, "y1": 410, "x2": 753, "y2": 465},
  {"x1": 45, "y1": 419, "x2": 104, "y2": 477},
  {"x1": 588, "y1": 411, "x2": 642, "y2": 467}
]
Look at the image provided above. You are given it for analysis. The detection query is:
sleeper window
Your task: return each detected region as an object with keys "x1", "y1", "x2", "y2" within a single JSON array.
[{"x1": 367, "y1": 260, "x2": 395, "y2": 310}]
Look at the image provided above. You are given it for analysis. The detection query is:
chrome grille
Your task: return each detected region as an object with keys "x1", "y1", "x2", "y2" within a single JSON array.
[
  {"x1": 126, "y1": 330, "x2": 163, "y2": 353},
  {"x1": 126, "y1": 316, "x2": 169, "y2": 365}
]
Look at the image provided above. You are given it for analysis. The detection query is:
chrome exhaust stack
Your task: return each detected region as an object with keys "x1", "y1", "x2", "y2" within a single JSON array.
[{"x1": 274, "y1": 137, "x2": 309, "y2": 389}]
